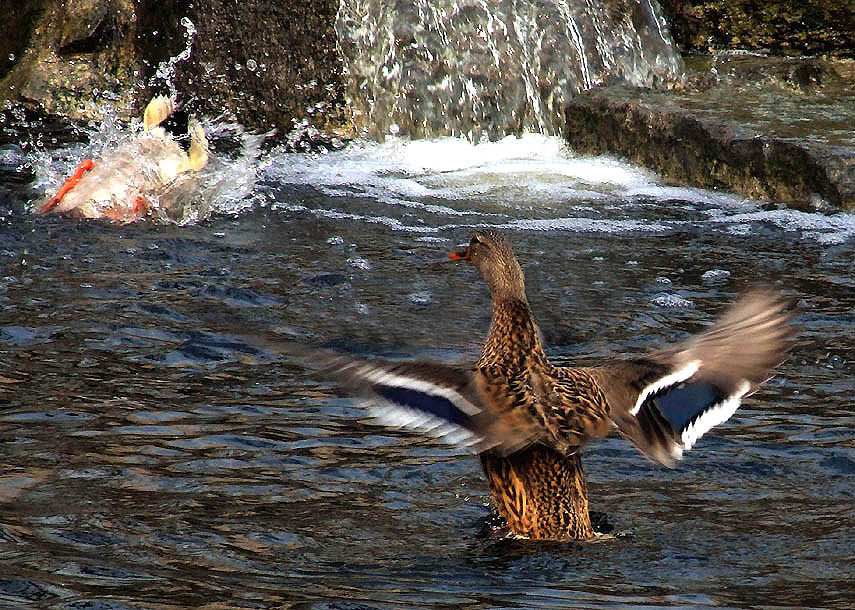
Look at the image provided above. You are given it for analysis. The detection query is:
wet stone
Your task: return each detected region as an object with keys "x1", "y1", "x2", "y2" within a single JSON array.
[{"x1": 565, "y1": 59, "x2": 855, "y2": 212}]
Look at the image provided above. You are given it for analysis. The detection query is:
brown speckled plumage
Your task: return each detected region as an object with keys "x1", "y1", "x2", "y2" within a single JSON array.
[
  {"x1": 460, "y1": 231, "x2": 606, "y2": 539},
  {"x1": 448, "y1": 229, "x2": 793, "y2": 540},
  {"x1": 308, "y1": 230, "x2": 795, "y2": 541},
  {"x1": 481, "y1": 446, "x2": 593, "y2": 539}
]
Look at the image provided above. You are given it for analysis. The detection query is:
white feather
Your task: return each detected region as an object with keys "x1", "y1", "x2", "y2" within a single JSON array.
[
  {"x1": 367, "y1": 403, "x2": 486, "y2": 449},
  {"x1": 669, "y1": 443, "x2": 684, "y2": 460},
  {"x1": 680, "y1": 380, "x2": 751, "y2": 450},
  {"x1": 354, "y1": 365, "x2": 482, "y2": 415},
  {"x1": 631, "y1": 360, "x2": 701, "y2": 415}
]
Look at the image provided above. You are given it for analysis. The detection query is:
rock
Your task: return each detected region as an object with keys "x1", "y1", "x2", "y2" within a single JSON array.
[
  {"x1": 135, "y1": 0, "x2": 350, "y2": 138},
  {"x1": 564, "y1": 57, "x2": 855, "y2": 211},
  {"x1": 0, "y1": 2, "x2": 44, "y2": 82},
  {"x1": 2, "y1": 0, "x2": 138, "y2": 120},
  {"x1": 0, "y1": 0, "x2": 351, "y2": 140},
  {"x1": 659, "y1": 0, "x2": 855, "y2": 57}
]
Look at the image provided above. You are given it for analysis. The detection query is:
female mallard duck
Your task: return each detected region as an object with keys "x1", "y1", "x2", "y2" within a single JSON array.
[
  {"x1": 318, "y1": 230, "x2": 794, "y2": 540},
  {"x1": 34, "y1": 95, "x2": 209, "y2": 223}
]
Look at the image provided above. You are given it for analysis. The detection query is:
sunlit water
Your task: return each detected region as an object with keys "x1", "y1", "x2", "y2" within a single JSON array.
[{"x1": 0, "y1": 129, "x2": 852, "y2": 609}]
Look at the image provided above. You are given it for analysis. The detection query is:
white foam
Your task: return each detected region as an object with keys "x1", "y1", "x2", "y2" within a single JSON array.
[
  {"x1": 264, "y1": 134, "x2": 669, "y2": 212},
  {"x1": 264, "y1": 136, "x2": 855, "y2": 246},
  {"x1": 701, "y1": 269, "x2": 731, "y2": 283},
  {"x1": 627, "y1": 184, "x2": 753, "y2": 208},
  {"x1": 495, "y1": 217, "x2": 670, "y2": 233},
  {"x1": 710, "y1": 209, "x2": 855, "y2": 244},
  {"x1": 271, "y1": 202, "x2": 440, "y2": 233},
  {"x1": 652, "y1": 293, "x2": 695, "y2": 308}
]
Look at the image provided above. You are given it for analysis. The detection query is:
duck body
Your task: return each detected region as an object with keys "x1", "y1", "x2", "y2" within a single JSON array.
[
  {"x1": 481, "y1": 441, "x2": 593, "y2": 539},
  {"x1": 475, "y1": 295, "x2": 599, "y2": 539},
  {"x1": 314, "y1": 230, "x2": 794, "y2": 541},
  {"x1": 35, "y1": 96, "x2": 209, "y2": 223}
]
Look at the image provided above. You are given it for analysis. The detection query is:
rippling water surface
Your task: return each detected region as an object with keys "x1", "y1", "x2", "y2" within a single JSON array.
[{"x1": 0, "y1": 132, "x2": 852, "y2": 609}]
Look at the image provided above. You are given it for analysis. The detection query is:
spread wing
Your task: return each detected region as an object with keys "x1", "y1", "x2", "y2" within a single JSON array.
[
  {"x1": 277, "y1": 290, "x2": 793, "y2": 465},
  {"x1": 310, "y1": 353, "x2": 617, "y2": 457},
  {"x1": 309, "y1": 352, "x2": 539, "y2": 453},
  {"x1": 583, "y1": 289, "x2": 795, "y2": 466}
]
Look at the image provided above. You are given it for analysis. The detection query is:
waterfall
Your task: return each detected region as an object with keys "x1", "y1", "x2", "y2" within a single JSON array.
[{"x1": 336, "y1": 0, "x2": 684, "y2": 142}]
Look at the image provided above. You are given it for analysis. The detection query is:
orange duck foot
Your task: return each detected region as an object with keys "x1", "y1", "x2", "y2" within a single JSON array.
[
  {"x1": 37, "y1": 159, "x2": 95, "y2": 214},
  {"x1": 101, "y1": 196, "x2": 152, "y2": 223}
]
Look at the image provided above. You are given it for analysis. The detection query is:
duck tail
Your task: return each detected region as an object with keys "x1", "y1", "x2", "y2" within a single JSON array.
[{"x1": 143, "y1": 95, "x2": 176, "y2": 132}]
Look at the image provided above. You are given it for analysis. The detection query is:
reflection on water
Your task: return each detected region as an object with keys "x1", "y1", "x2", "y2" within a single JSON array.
[{"x1": 0, "y1": 133, "x2": 852, "y2": 609}]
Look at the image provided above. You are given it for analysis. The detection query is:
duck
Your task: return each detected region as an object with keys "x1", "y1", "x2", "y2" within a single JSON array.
[
  {"x1": 34, "y1": 95, "x2": 209, "y2": 223},
  {"x1": 312, "y1": 230, "x2": 795, "y2": 540}
]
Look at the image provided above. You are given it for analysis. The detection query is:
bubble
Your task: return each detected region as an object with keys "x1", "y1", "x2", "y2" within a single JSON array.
[
  {"x1": 652, "y1": 293, "x2": 694, "y2": 308},
  {"x1": 407, "y1": 291, "x2": 432, "y2": 305},
  {"x1": 701, "y1": 269, "x2": 731, "y2": 283},
  {"x1": 347, "y1": 257, "x2": 371, "y2": 270},
  {"x1": 246, "y1": 59, "x2": 258, "y2": 72}
]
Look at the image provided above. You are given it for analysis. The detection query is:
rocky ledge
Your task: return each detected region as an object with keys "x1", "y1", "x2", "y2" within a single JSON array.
[
  {"x1": 3, "y1": 2, "x2": 854, "y2": 211},
  {"x1": 565, "y1": 56, "x2": 855, "y2": 211}
]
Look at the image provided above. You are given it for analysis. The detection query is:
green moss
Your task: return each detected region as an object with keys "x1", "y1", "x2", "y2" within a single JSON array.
[{"x1": 660, "y1": 0, "x2": 855, "y2": 56}]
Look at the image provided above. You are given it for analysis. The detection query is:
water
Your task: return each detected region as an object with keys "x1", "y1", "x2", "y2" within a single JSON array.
[
  {"x1": 337, "y1": 0, "x2": 683, "y2": 141},
  {"x1": 0, "y1": 127, "x2": 852, "y2": 608}
]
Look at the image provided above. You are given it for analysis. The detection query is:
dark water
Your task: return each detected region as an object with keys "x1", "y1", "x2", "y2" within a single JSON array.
[{"x1": 0, "y1": 135, "x2": 853, "y2": 609}]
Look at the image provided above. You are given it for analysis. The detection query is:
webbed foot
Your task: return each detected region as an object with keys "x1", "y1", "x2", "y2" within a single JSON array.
[{"x1": 36, "y1": 159, "x2": 95, "y2": 214}]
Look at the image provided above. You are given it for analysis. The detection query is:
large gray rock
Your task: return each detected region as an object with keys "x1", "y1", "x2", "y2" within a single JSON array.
[
  {"x1": 2, "y1": 0, "x2": 139, "y2": 119},
  {"x1": 135, "y1": 0, "x2": 349, "y2": 137},
  {"x1": 565, "y1": 58, "x2": 855, "y2": 210},
  {"x1": 1, "y1": 0, "x2": 349, "y2": 138}
]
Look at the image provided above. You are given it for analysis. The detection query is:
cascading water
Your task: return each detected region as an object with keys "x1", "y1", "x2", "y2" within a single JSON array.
[{"x1": 336, "y1": 0, "x2": 684, "y2": 142}]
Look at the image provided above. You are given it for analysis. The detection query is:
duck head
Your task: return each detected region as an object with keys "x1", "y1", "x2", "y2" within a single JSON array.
[{"x1": 449, "y1": 230, "x2": 527, "y2": 301}]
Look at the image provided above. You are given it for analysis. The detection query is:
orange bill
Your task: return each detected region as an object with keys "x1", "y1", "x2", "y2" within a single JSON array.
[{"x1": 448, "y1": 247, "x2": 471, "y2": 261}]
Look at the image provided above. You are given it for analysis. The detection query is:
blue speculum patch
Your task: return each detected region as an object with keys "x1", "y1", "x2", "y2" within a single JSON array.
[
  {"x1": 376, "y1": 385, "x2": 472, "y2": 429},
  {"x1": 652, "y1": 382, "x2": 725, "y2": 433}
]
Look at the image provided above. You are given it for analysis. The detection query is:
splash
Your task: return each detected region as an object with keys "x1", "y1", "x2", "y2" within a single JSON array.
[
  {"x1": 264, "y1": 134, "x2": 740, "y2": 210},
  {"x1": 26, "y1": 105, "x2": 267, "y2": 224},
  {"x1": 149, "y1": 17, "x2": 197, "y2": 97},
  {"x1": 263, "y1": 134, "x2": 855, "y2": 245}
]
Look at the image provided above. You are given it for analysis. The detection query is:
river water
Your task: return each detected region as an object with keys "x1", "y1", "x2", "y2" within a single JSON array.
[{"x1": 0, "y1": 130, "x2": 853, "y2": 609}]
